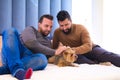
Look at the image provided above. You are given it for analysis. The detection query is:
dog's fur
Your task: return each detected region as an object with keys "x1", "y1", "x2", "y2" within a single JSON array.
[{"x1": 48, "y1": 47, "x2": 78, "y2": 67}]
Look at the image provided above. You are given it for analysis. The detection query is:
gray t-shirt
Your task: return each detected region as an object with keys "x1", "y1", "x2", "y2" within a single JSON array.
[{"x1": 20, "y1": 26, "x2": 55, "y2": 56}]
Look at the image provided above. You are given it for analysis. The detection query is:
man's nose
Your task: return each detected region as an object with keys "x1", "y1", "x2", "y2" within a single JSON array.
[
  {"x1": 63, "y1": 26, "x2": 67, "y2": 30},
  {"x1": 47, "y1": 27, "x2": 51, "y2": 31}
]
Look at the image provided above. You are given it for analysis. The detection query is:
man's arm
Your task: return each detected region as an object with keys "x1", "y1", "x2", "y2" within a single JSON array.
[
  {"x1": 72, "y1": 25, "x2": 92, "y2": 54},
  {"x1": 20, "y1": 26, "x2": 55, "y2": 55}
]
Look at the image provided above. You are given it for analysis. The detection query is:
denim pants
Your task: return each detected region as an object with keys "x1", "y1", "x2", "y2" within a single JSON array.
[
  {"x1": 75, "y1": 45, "x2": 120, "y2": 67},
  {"x1": 0, "y1": 28, "x2": 48, "y2": 76}
]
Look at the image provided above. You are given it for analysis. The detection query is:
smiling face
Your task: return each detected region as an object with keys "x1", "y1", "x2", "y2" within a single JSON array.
[
  {"x1": 38, "y1": 17, "x2": 53, "y2": 36},
  {"x1": 57, "y1": 10, "x2": 72, "y2": 35},
  {"x1": 58, "y1": 18, "x2": 72, "y2": 34}
]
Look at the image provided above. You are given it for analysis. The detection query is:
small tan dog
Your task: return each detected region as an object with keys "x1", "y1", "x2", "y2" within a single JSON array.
[{"x1": 48, "y1": 46, "x2": 78, "y2": 67}]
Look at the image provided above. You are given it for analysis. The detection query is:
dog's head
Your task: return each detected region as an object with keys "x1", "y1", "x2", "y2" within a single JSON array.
[{"x1": 62, "y1": 47, "x2": 78, "y2": 63}]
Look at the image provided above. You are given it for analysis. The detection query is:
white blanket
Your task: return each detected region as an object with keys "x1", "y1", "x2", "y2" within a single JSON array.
[{"x1": 0, "y1": 63, "x2": 120, "y2": 80}]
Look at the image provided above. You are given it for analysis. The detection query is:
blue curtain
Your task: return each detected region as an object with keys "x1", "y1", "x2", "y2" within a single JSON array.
[
  {"x1": 50, "y1": 0, "x2": 61, "y2": 37},
  {"x1": 0, "y1": 0, "x2": 12, "y2": 34},
  {"x1": 12, "y1": 0, "x2": 26, "y2": 33},
  {"x1": 38, "y1": 0, "x2": 50, "y2": 18},
  {"x1": 0, "y1": 0, "x2": 72, "y2": 37},
  {"x1": 26, "y1": 0, "x2": 38, "y2": 29}
]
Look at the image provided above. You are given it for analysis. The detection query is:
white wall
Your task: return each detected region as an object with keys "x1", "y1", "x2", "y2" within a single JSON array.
[
  {"x1": 72, "y1": 0, "x2": 103, "y2": 45},
  {"x1": 72, "y1": 0, "x2": 92, "y2": 36},
  {"x1": 92, "y1": 0, "x2": 103, "y2": 46},
  {"x1": 103, "y1": 0, "x2": 120, "y2": 54},
  {"x1": 72, "y1": 0, "x2": 120, "y2": 54}
]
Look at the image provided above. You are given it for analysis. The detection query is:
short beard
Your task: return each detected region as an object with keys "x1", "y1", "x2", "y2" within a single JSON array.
[
  {"x1": 41, "y1": 33, "x2": 48, "y2": 37},
  {"x1": 62, "y1": 28, "x2": 71, "y2": 35},
  {"x1": 40, "y1": 30, "x2": 49, "y2": 37}
]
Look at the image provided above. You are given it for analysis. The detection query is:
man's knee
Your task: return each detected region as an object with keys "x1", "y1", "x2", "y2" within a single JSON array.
[
  {"x1": 34, "y1": 54, "x2": 48, "y2": 70},
  {"x1": 2, "y1": 28, "x2": 19, "y2": 37},
  {"x1": 92, "y1": 46, "x2": 108, "y2": 55}
]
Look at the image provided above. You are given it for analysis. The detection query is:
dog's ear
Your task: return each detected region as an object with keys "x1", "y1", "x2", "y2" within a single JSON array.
[
  {"x1": 63, "y1": 51, "x2": 68, "y2": 56},
  {"x1": 59, "y1": 42, "x2": 64, "y2": 47}
]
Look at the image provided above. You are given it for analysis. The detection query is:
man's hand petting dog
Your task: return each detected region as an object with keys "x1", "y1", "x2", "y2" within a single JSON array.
[
  {"x1": 55, "y1": 46, "x2": 67, "y2": 55},
  {"x1": 49, "y1": 42, "x2": 78, "y2": 67}
]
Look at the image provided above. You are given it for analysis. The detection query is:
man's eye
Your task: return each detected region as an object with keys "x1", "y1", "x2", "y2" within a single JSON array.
[
  {"x1": 45, "y1": 25, "x2": 48, "y2": 27},
  {"x1": 71, "y1": 54, "x2": 73, "y2": 57},
  {"x1": 60, "y1": 25, "x2": 63, "y2": 27},
  {"x1": 65, "y1": 24, "x2": 68, "y2": 26}
]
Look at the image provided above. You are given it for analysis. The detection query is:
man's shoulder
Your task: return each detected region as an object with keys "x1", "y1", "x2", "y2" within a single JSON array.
[
  {"x1": 25, "y1": 26, "x2": 36, "y2": 31},
  {"x1": 54, "y1": 28, "x2": 60, "y2": 32},
  {"x1": 23, "y1": 26, "x2": 37, "y2": 33},
  {"x1": 73, "y1": 24, "x2": 84, "y2": 27},
  {"x1": 53, "y1": 28, "x2": 61, "y2": 36},
  {"x1": 20, "y1": 26, "x2": 37, "y2": 43},
  {"x1": 73, "y1": 24, "x2": 87, "y2": 30},
  {"x1": 21, "y1": 26, "x2": 37, "y2": 36}
]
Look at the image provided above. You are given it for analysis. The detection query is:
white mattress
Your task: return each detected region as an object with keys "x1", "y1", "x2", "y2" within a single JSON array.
[{"x1": 0, "y1": 63, "x2": 120, "y2": 80}]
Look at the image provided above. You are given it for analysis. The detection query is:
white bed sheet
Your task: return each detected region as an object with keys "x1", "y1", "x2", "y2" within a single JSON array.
[{"x1": 0, "y1": 63, "x2": 120, "y2": 80}]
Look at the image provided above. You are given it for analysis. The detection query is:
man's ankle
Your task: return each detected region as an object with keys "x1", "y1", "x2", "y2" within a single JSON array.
[{"x1": 14, "y1": 68, "x2": 33, "y2": 80}]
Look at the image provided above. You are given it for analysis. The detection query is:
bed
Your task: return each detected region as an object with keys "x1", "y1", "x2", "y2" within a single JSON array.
[
  {"x1": 0, "y1": 36, "x2": 120, "y2": 80},
  {"x1": 0, "y1": 64, "x2": 120, "y2": 80}
]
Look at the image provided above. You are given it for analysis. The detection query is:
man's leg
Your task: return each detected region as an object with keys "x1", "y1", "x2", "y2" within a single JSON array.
[
  {"x1": 21, "y1": 53, "x2": 48, "y2": 71},
  {"x1": 86, "y1": 45, "x2": 120, "y2": 67},
  {"x1": 2, "y1": 28, "x2": 25, "y2": 74},
  {"x1": 0, "y1": 65, "x2": 10, "y2": 74},
  {"x1": 1, "y1": 28, "x2": 32, "y2": 80},
  {"x1": 75, "y1": 54, "x2": 96, "y2": 64}
]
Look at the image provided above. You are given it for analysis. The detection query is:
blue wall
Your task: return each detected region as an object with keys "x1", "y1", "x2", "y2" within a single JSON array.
[{"x1": 0, "y1": 0, "x2": 72, "y2": 37}]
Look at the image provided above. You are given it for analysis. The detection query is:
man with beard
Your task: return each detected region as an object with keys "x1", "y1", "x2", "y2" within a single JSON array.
[
  {"x1": 20, "y1": 14, "x2": 66, "y2": 59},
  {"x1": 52, "y1": 10, "x2": 120, "y2": 67},
  {"x1": 0, "y1": 14, "x2": 66, "y2": 80}
]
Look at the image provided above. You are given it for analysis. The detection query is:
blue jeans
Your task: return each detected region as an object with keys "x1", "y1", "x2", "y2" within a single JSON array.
[{"x1": 0, "y1": 28, "x2": 48, "y2": 76}]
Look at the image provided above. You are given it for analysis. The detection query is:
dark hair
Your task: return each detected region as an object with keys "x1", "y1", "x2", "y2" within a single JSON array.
[
  {"x1": 57, "y1": 10, "x2": 71, "y2": 21},
  {"x1": 39, "y1": 14, "x2": 53, "y2": 23}
]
